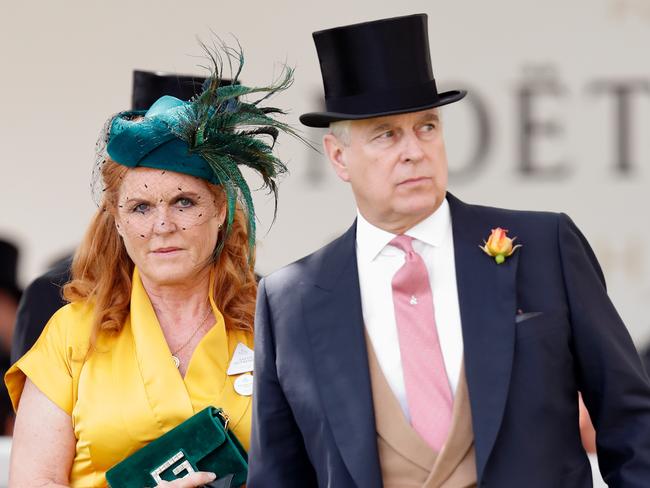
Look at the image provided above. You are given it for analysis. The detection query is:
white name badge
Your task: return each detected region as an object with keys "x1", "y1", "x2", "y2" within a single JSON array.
[
  {"x1": 227, "y1": 342, "x2": 254, "y2": 376},
  {"x1": 234, "y1": 373, "x2": 254, "y2": 396}
]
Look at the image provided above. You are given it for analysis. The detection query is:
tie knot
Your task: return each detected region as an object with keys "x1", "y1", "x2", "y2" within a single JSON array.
[{"x1": 390, "y1": 234, "x2": 415, "y2": 254}]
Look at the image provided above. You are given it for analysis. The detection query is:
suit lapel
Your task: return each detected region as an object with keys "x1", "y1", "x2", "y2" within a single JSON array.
[
  {"x1": 447, "y1": 193, "x2": 519, "y2": 480},
  {"x1": 302, "y1": 222, "x2": 383, "y2": 488}
]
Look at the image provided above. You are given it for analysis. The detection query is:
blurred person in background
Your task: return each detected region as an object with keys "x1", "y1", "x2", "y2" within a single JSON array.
[
  {"x1": 248, "y1": 14, "x2": 650, "y2": 487},
  {"x1": 0, "y1": 239, "x2": 21, "y2": 436},
  {"x1": 5, "y1": 47, "x2": 298, "y2": 487},
  {"x1": 11, "y1": 71, "x2": 207, "y2": 366},
  {"x1": 10, "y1": 254, "x2": 71, "y2": 366}
]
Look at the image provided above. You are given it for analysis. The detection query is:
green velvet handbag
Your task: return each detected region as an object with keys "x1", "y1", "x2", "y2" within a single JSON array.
[{"x1": 106, "y1": 406, "x2": 247, "y2": 488}]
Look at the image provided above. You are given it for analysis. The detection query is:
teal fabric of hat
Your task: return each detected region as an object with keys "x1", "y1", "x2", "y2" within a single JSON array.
[{"x1": 107, "y1": 96, "x2": 217, "y2": 184}]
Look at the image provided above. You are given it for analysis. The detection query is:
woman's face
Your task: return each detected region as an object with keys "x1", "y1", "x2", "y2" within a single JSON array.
[{"x1": 113, "y1": 167, "x2": 225, "y2": 287}]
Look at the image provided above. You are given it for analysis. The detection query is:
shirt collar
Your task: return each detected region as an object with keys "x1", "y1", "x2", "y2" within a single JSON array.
[{"x1": 356, "y1": 196, "x2": 452, "y2": 262}]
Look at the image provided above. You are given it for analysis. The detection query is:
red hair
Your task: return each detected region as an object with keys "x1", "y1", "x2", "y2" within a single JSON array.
[{"x1": 64, "y1": 160, "x2": 256, "y2": 336}]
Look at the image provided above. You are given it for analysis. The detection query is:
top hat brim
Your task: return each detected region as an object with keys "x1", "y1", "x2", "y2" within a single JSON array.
[
  {"x1": 300, "y1": 89, "x2": 467, "y2": 128},
  {"x1": 131, "y1": 70, "x2": 209, "y2": 111}
]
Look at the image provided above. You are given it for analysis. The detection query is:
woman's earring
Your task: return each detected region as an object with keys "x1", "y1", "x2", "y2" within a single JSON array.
[{"x1": 218, "y1": 223, "x2": 223, "y2": 230}]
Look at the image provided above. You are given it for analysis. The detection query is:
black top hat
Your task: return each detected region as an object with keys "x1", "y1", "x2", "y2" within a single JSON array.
[
  {"x1": 0, "y1": 240, "x2": 21, "y2": 301},
  {"x1": 131, "y1": 71, "x2": 208, "y2": 111},
  {"x1": 300, "y1": 14, "x2": 466, "y2": 128}
]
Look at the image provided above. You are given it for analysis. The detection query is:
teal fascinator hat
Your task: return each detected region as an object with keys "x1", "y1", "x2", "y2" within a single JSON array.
[
  {"x1": 107, "y1": 95, "x2": 215, "y2": 183},
  {"x1": 103, "y1": 46, "x2": 304, "y2": 254}
]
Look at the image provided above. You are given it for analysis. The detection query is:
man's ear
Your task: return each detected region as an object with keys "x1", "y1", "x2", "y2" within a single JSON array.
[{"x1": 323, "y1": 134, "x2": 350, "y2": 182}]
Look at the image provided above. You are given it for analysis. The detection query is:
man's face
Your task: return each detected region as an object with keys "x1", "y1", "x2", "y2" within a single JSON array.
[{"x1": 323, "y1": 108, "x2": 448, "y2": 233}]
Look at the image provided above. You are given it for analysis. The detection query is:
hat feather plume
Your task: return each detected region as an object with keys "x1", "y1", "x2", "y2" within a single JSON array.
[{"x1": 175, "y1": 41, "x2": 310, "y2": 256}]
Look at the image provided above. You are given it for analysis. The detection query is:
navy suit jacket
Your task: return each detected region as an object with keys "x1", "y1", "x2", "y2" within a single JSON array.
[{"x1": 248, "y1": 194, "x2": 650, "y2": 487}]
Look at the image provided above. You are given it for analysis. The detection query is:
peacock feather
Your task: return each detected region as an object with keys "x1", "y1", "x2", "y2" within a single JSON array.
[{"x1": 175, "y1": 42, "x2": 308, "y2": 256}]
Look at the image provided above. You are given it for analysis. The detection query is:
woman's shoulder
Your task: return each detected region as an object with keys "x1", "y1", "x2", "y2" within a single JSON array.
[
  {"x1": 49, "y1": 300, "x2": 94, "y2": 326},
  {"x1": 45, "y1": 300, "x2": 96, "y2": 347}
]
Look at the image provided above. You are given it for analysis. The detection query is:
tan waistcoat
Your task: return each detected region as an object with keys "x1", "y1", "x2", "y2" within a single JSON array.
[{"x1": 366, "y1": 339, "x2": 477, "y2": 488}]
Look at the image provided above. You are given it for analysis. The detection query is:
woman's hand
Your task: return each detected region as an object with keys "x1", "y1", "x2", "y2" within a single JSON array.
[{"x1": 155, "y1": 471, "x2": 217, "y2": 487}]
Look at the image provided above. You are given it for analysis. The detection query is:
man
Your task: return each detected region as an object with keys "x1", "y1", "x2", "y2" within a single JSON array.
[{"x1": 248, "y1": 14, "x2": 650, "y2": 488}]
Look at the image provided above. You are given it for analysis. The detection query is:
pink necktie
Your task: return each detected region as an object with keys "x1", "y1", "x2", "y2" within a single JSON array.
[{"x1": 390, "y1": 235, "x2": 453, "y2": 451}]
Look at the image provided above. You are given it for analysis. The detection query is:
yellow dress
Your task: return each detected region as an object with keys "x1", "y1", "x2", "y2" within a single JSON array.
[{"x1": 5, "y1": 268, "x2": 253, "y2": 487}]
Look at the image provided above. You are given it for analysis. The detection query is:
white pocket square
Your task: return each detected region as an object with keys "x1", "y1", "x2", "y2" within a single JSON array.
[{"x1": 515, "y1": 311, "x2": 543, "y2": 324}]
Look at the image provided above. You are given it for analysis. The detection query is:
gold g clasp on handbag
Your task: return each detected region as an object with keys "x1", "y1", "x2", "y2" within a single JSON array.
[
  {"x1": 218, "y1": 409, "x2": 230, "y2": 430},
  {"x1": 150, "y1": 450, "x2": 196, "y2": 483}
]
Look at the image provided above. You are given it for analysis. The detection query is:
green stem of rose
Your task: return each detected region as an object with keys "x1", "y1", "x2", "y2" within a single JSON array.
[{"x1": 495, "y1": 254, "x2": 505, "y2": 264}]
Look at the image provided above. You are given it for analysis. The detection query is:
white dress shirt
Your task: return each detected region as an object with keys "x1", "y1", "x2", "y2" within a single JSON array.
[{"x1": 356, "y1": 198, "x2": 464, "y2": 420}]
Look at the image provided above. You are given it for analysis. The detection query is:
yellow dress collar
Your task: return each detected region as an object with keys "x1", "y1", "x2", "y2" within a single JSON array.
[{"x1": 127, "y1": 267, "x2": 251, "y2": 433}]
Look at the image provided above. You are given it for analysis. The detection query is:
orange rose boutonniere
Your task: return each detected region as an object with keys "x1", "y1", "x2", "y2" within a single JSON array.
[{"x1": 480, "y1": 227, "x2": 522, "y2": 264}]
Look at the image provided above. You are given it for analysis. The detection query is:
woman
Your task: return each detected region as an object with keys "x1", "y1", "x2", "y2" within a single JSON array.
[{"x1": 5, "y1": 48, "x2": 298, "y2": 487}]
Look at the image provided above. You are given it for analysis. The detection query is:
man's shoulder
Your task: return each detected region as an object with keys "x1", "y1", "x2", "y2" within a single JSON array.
[
  {"x1": 451, "y1": 195, "x2": 567, "y2": 236},
  {"x1": 447, "y1": 194, "x2": 585, "y2": 262},
  {"x1": 23, "y1": 255, "x2": 72, "y2": 298},
  {"x1": 457, "y1": 198, "x2": 561, "y2": 224},
  {"x1": 262, "y1": 224, "x2": 355, "y2": 292}
]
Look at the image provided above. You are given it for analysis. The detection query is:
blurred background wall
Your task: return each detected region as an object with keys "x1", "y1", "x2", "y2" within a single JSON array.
[{"x1": 1, "y1": 0, "x2": 648, "y2": 347}]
